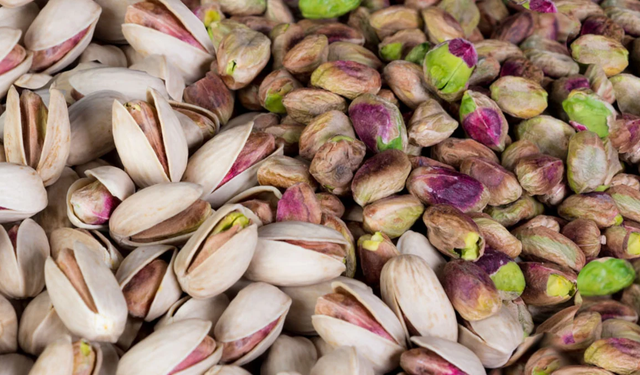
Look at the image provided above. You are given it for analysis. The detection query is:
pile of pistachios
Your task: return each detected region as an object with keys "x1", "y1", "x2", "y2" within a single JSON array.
[{"x1": 2, "y1": 0, "x2": 640, "y2": 374}]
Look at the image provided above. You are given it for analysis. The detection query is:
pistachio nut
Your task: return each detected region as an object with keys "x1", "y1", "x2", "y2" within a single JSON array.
[
  {"x1": 461, "y1": 157, "x2": 522, "y2": 206},
  {"x1": 515, "y1": 115, "x2": 575, "y2": 160},
  {"x1": 490, "y1": 76, "x2": 548, "y2": 119},
  {"x1": 562, "y1": 89, "x2": 617, "y2": 138},
  {"x1": 309, "y1": 136, "x2": 365, "y2": 195},
  {"x1": 348, "y1": 94, "x2": 408, "y2": 153},
  {"x1": 514, "y1": 225, "x2": 586, "y2": 271},
  {"x1": 407, "y1": 96, "x2": 458, "y2": 147},
  {"x1": 432, "y1": 137, "x2": 499, "y2": 169},
  {"x1": 459, "y1": 90, "x2": 509, "y2": 152},
  {"x1": 29, "y1": 335, "x2": 119, "y2": 375},
  {"x1": 471, "y1": 215, "x2": 523, "y2": 258},
  {"x1": 351, "y1": 149, "x2": 411, "y2": 207},
  {"x1": 0, "y1": 28, "x2": 32, "y2": 99},
  {"x1": 577, "y1": 257, "x2": 636, "y2": 296},
  {"x1": 475, "y1": 247, "x2": 526, "y2": 301},
  {"x1": 362, "y1": 195, "x2": 424, "y2": 239},
  {"x1": 67, "y1": 66, "x2": 170, "y2": 102},
  {"x1": 519, "y1": 262, "x2": 577, "y2": 306},
  {"x1": 424, "y1": 38, "x2": 477, "y2": 102},
  {"x1": 50, "y1": 227, "x2": 122, "y2": 272},
  {"x1": 155, "y1": 294, "x2": 229, "y2": 335},
  {"x1": 584, "y1": 338, "x2": 640, "y2": 375},
  {"x1": 260, "y1": 335, "x2": 317, "y2": 375},
  {"x1": 570, "y1": 34, "x2": 629, "y2": 77},
  {"x1": 182, "y1": 71, "x2": 234, "y2": 126},
  {"x1": 558, "y1": 192, "x2": 623, "y2": 228},
  {"x1": 357, "y1": 232, "x2": 399, "y2": 288},
  {"x1": 282, "y1": 89, "x2": 347, "y2": 125},
  {"x1": 422, "y1": 204, "x2": 486, "y2": 261},
  {"x1": 401, "y1": 336, "x2": 485, "y2": 375},
  {"x1": 276, "y1": 182, "x2": 323, "y2": 224},
  {"x1": 311, "y1": 61, "x2": 382, "y2": 100},
  {"x1": 561, "y1": 219, "x2": 603, "y2": 259}
]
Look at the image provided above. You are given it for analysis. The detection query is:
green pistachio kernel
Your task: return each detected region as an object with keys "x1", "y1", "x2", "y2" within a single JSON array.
[
  {"x1": 405, "y1": 42, "x2": 430, "y2": 65},
  {"x1": 491, "y1": 261, "x2": 526, "y2": 295},
  {"x1": 299, "y1": 0, "x2": 361, "y2": 19},
  {"x1": 577, "y1": 258, "x2": 636, "y2": 296},
  {"x1": 628, "y1": 232, "x2": 640, "y2": 256},
  {"x1": 547, "y1": 274, "x2": 575, "y2": 297},
  {"x1": 360, "y1": 232, "x2": 385, "y2": 251},
  {"x1": 455, "y1": 231, "x2": 480, "y2": 260},
  {"x1": 212, "y1": 212, "x2": 250, "y2": 235}
]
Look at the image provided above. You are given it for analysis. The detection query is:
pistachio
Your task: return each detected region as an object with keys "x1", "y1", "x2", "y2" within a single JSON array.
[
  {"x1": 561, "y1": 219, "x2": 602, "y2": 259},
  {"x1": 571, "y1": 34, "x2": 629, "y2": 76},
  {"x1": 357, "y1": 232, "x2": 400, "y2": 288},
  {"x1": 276, "y1": 182, "x2": 323, "y2": 224},
  {"x1": 299, "y1": 0, "x2": 361, "y2": 19},
  {"x1": 461, "y1": 157, "x2": 522, "y2": 206},
  {"x1": 519, "y1": 262, "x2": 577, "y2": 306},
  {"x1": 407, "y1": 97, "x2": 458, "y2": 147},
  {"x1": 577, "y1": 257, "x2": 636, "y2": 296},
  {"x1": 515, "y1": 154, "x2": 565, "y2": 196},
  {"x1": 424, "y1": 38, "x2": 477, "y2": 102},
  {"x1": 349, "y1": 94, "x2": 408, "y2": 153},
  {"x1": 443, "y1": 259, "x2": 501, "y2": 321},
  {"x1": 310, "y1": 136, "x2": 366, "y2": 195},
  {"x1": 362, "y1": 195, "x2": 424, "y2": 239},
  {"x1": 432, "y1": 137, "x2": 499, "y2": 169},
  {"x1": 351, "y1": 149, "x2": 412, "y2": 207},
  {"x1": 258, "y1": 156, "x2": 317, "y2": 190},
  {"x1": 558, "y1": 192, "x2": 623, "y2": 228},
  {"x1": 423, "y1": 204, "x2": 486, "y2": 261},
  {"x1": 562, "y1": 89, "x2": 617, "y2": 138},
  {"x1": 459, "y1": 90, "x2": 509, "y2": 151},
  {"x1": 490, "y1": 76, "x2": 548, "y2": 119},
  {"x1": 282, "y1": 88, "x2": 347, "y2": 124}
]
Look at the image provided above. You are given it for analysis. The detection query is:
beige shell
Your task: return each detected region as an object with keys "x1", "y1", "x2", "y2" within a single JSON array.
[
  {"x1": 170, "y1": 101, "x2": 221, "y2": 135},
  {"x1": 411, "y1": 336, "x2": 486, "y2": 375},
  {"x1": 245, "y1": 222, "x2": 348, "y2": 287},
  {"x1": 380, "y1": 255, "x2": 457, "y2": 342},
  {"x1": 309, "y1": 346, "x2": 375, "y2": 375},
  {"x1": 122, "y1": 0, "x2": 215, "y2": 84},
  {"x1": 183, "y1": 121, "x2": 284, "y2": 208},
  {"x1": 109, "y1": 182, "x2": 209, "y2": 248},
  {"x1": 50, "y1": 227, "x2": 122, "y2": 271},
  {"x1": 116, "y1": 245, "x2": 182, "y2": 322},
  {"x1": 0, "y1": 28, "x2": 32, "y2": 99},
  {"x1": 12, "y1": 73, "x2": 52, "y2": 90},
  {"x1": 226, "y1": 185, "x2": 282, "y2": 206},
  {"x1": 311, "y1": 280, "x2": 407, "y2": 374},
  {"x1": 280, "y1": 277, "x2": 369, "y2": 335},
  {"x1": 0, "y1": 0, "x2": 32, "y2": 7},
  {"x1": 311, "y1": 336, "x2": 334, "y2": 358},
  {"x1": 0, "y1": 218, "x2": 49, "y2": 299},
  {"x1": 131, "y1": 54, "x2": 185, "y2": 102},
  {"x1": 458, "y1": 305, "x2": 525, "y2": 368},
  {"x1": 155, "y1": 294, "x2": 229, "y2": 335},
  {"x1": 33, "y1": 167, "x2": 79, "y2": 235},
  {"x1": 112, "y1": 87, "x2": 188, "y2": 188},
  {"x1": 0, "y1": 294, "x2": 17, "y2": 354},
  {"x1": 261, "y1": 335, "x2": 318, "y2": 375},
  {"x1": 396, "y1": 230, "x2": 446, "y2": 275},
  {"x1": 67, "y1": 90, "x2": 128, "y2": 166},
  {"x1": 214, "y1": 282, "x2": 292, "y2": 366},
  {"x1": 117, "y1": 319, "x2": 222, "y2": 375},
  {"x1": 92, "y1": 0, "x2": 130, "y2": 43},
  {"x1": 174, "y1": 204, "x2": 259, "y2": 299},
  {"x1": 28, "y1": 335, "x2": 119, "y2": 375},
  {"x1": 204, "y1": 366, "x2": 251, "y2": 375},
  {"x1": 0, "y1": 353, "x2": 33, "y2": 375},
  {"x1": 121, "y1": 45, "x2": 144, "y2": 66},
  {"x1": 68, "y1": 66, "x2": 170, "y2": 101},
  {"x1": 48, "y1": 61, "x2": 103, "y2": 103},
  {"x1": 24, "y1": 0, "x2": 101, "y2": 74},
  {"x1": 66, "y1": 166, "x2": 136, "y2": 230},
  {"x1": 17, "y1": 291, "x2": 71, "y2": 356},
  {"x1": 4, "y1": 86, "x2": 71, "y2": 186},
  {"x1": 0, "y1": 4, "x2": 38, "y2": 37},
  {"x1": 75, "y1": 159, "x2": 111, "y2": 177},
  {"x1": 44, "y1": 241, "x2": 128, "y2": 343},
  {"x1": 79, "y1": 43, "x2": 128, "y2": 67}
]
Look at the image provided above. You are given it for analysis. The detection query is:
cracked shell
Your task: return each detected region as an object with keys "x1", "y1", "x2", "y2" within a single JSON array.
[
  {"x1": 0, "y1": 28, "x2": 32, "y2": 99},
  {"x1": 49, "y1": 228, "x2": 122, "y2": 271},
  {"x1": 29, "y1": 335, "x2": 119, "y2": 375},
  {"x1": 155, "y1": 294, "x2": 229, "y2": 335}
]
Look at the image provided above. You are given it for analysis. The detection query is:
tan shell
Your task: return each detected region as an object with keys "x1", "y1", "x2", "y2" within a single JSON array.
[
  {"x1": 0, "y1": 218, "x2": 49, "y2": 299},
  {"x1": 205, "y1": 366, "x2": 251, "y2": 375},
  {"x1": 33, "y1": 167, "x2": 79, "y2": 235},
  {"x1": 309, "y1": 346, "x2": 375, "y2": 375},
  {"x1": 131, "y1": 54, "x2": 185, "y2": 102},
  {"x1": 0, "y1": 353, "x2": 33, "y2": 375},
  {"x1": 12, "y1": 73, "x2": 52, "y2": 90},
  {"x1": 116, "y1": 245, "x2": 182, "y2": 322},
  {"x1": 410, "y1": 336, "x2": 486, "y2": 375},
  {"x1": 175, "y1": 204, "x2": 259, "y2": 299},
  {"x1": 117, "y1": 319, "x2": 222, "y2": 375},
  {"x1": 24, "y1": 0, "x2": 101, "y2": 74},
  {"x1": 66, "y1": 166, "x2": 135, "y2": 230},
  {"x1": 214, "y1": 282, "x2": 292, "y2": 366},
  {"x1": 67, "y1": 90, "x2": 128, "y2": 166},
  {"x1": 245, "y1": 222, "x2": 349, "y2": 287},
  {"x1": 28, "y1": 335, "x2": 119, "y2": 375},
  {"x1": 0, "y1": 4, "x2": 38, "y2": 37},
  {"x1": 396, "y1": 230, "x2": 446, "y2": 275},
  {"x1": 380, "y1": 255, "x2": 457, "y2": 342},
  {"x1": 311, "y1": 280, "x2": 407, "y2": 374},
  {"x1": 109, "y1": 182, "x2": 208, "y2": 248},
  {"x1": 155, "y1": 294, "x2": 230, "y2": 335},
  {"x1": 44, "y1": 241, "x2": 128, "y2": 343},
  {"x1": 79, "y1": 43, "x2": 128, "y2": 67},
  {"x1": 17, "y1": 291, "x2": 71, "y2": 356},
  {"x1": 112, "y1": 87, "x2": 188, "y2": 187},
  {"x1": 0, "y1": 28, "x2": 32, "y2": 99},
  {"x1": 4, "y1": 86, "x2": 71, "y2": 186},
  {"x1": 183, "y1": 121, "x2": 284, "y2": 208},
  {"x1": 0, "y1": 294, "x2": 17, "y2": 354},
  {"x1": 458, "y1": 305, "x2": 525, "y2": 368},
  {"x1": 261, "y1": 335, "x2": 318, "y2": 375},
  {"x1": 68, "y1": 66, "x2": 170, "y2": 101},
  {"x1": 122, "y1": 0, "x2": 215, "y2": 83}
]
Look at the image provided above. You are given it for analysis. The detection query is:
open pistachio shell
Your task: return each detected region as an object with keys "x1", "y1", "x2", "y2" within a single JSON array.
[
  {"x1": 79, "y1": 43, "x2": 128, "y2": 67},
  {"x1": 184, "y1": 122, "x2": 284, "y2": 208},
  {"x1": 309, "y1": 345, "x2": 375, "y2": 375},
  {"x1": 0, "y1": 163, "x2": 45, "y2": 222},
  {"x1": 33, "y1": 167, "x2": 78, "y2": 235},
  {"x1": 24, "y1": 0, "x2": 101, "y2": 75},
  {"x1": 44, "y1": 242, "x2": 128, "y2": 342},
  {"x1": 66, "y1": 166, "x2": 135, "y2": 230},
  {"x1": 67, "y1": 91, "x2": 128, "y2": 166},
  {"x1": 205, "y1": 366, "x2": 252, "y2": 375},
  {"x1": 122, "y1": 0, "x2": 215, "y2": 84},
  {"x1": 312, "y1": 280, "x2": 407, "y2": 374},
  {"x1": 0, "y1": 4, "x2": 38, "y2": 34},
  {"x1": 49, "y1": 228, "x2": 122, "y2": 271},
  {"x1": 0, "y1": 28, "x2": 32, "y2": 99},
  {"x1": 116, "y1": 245, "x2": 182, "y2": 322},
  {"x1": 458, "y1": 304, "x2": 525, "y2": 368},
  {"x1": 380, "y1": 255, "x2": 458, "y2": 342},
  {"x1": 4, "y1": 86, "x2": 71, "y2": 186},
  {"x1": 17, "y1": 291, "x2": 71, "y2": 356},
  {"x1": 409, "y1": 336, "x2": 486, "y2": 375},
  {"x1": 155, "y1": 294, "x2": 229, "y2": 335},
  {"x1": 30, "y1": 335, "x2": 119, "y2": 375},
  {"x1": 68, "y1": 66, "x2": 170, "y2": 101},
  {"x1": 130, "y1": 54, "x2": 186, "y2": 102},
  {"x1": 215, "y1": 282, "x2": 292, "y2": 366},
  {"x1": 118, "y1": 319, "x2": 221, "y2": 375},
  {"x1": 246, "y1": 221, "x2": 349, "y2": 286},
  {"x1": 175, "y1": 204, "x2": 259, "y2": 299},
  {"x1": 0, "y1": 353, "x2": 33, "y2": 375},
  {"x1": 261, "y1": 335, "x2": 318, "y2": 375},
  {"x1": 0, "y1": 218, "x2": 49, "y2": 299},
  {"x1": 396, "y1": 230, "x2": 447, "y2": 275},
  {"x1": 109, "y1": 182, "x2": 211, "y2": 248},
  {"x1": 112, "y1": 87, "x2": 188, "y2": 188},
  {"x1": 0, "y1": 294, "x2": 16, "y2": 354}
]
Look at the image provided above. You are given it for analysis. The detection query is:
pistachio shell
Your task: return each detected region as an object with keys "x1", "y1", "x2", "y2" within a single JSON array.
[
  {"x1": 410, "y1": 336, "x2": 486, "y2": 375},
  {"x1": 175, "y1": 204, "x2": 259, "y2": 299},
  {"x1": 155, "y1": 294, "x2": 229, "y2": 335},
  {"x1": 33, "y1": 167, "x2": 78, "y2": 235},
  {"x1": 205, "y1": 366, "x2": 252, "y2": 375},
  {"x1": 0, "y1": 353, "x2": 33, "y2": 375},
  {"x1": 68, "y1": 66, "x2": 170, "y2": 101},
  {"x1": 261, "y1": 335, "x2": 318, "y2": 375},
  {"x1": 17, "y1": 291, "x2": 70, "y2": 356},
  {"x1": 309, "y1": 345, "x2": 375, "y2": 375},
  {"x1": 79, "y1": 43, "x2": 128, "y2": 67},
  {"x1": 0, "y1": 28, "x2": 32, "y2": 99},
  {"x1": 246, "y1": 221, "x2": 349, "y2": 286},
  {"x1": 396, "y1": 230, "x2": 447, "y2": 275},
  {"x1": 0, "y1": 218, "x2": 49, "y2": 299},
  {"x1": 118, "y1": 319, "x2": 222, "y2": 375},
  {"x1": 0, "y1": 294, "x2": 17, "y2": 354},
  {"x1": 49, "y1": 228, "x2": 122, "y2": 271},
  {"x1": 130, "y1": 54, "x2": 185, "y2": 102}
]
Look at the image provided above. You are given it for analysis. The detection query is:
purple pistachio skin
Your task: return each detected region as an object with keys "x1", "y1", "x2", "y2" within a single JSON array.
[
  {"x1": 276, "y1": 182, "x2": 323, "y2": 224},
  {"x1": 476, "y1": 247, "x2": 515, "y2": 275},
  {"x1": 400, "y1": 347, "x2": 468, "y2": 375},
  {"x1": 514, "y1": 154, "x2": 565, "y2": 196},
  {"x1": 579, "y1": 300, "x2": 638, "y2": 322},
  {"x1": 584, "y1": 338, "x2": 640, "y2": 374},
  {"x1": 348, "y1": 93, "x2": 408, "y2": 153},
  {"x1": 442, "y1": 259, "x2": 502, "y2": 321},
  {"x1": 459, "y1": 90, "x2": 509, "y2": 151},
  {"x1": 519, "y1": 262, "x2": 577, "y2": 306},
  {"x1": 529, "y1": 0, "x2": 558, "y2": 13},
  {"x1": 558, "y1": 192, "x2": 623, "y2": 229},
  {"x1": 406, "y1": 166, "x2": 490, "y2": 213}
]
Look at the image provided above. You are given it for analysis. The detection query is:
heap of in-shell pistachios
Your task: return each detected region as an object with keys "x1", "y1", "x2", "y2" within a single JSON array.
[{"x1": 1, "y1": 0, "x2": 640, "y2": 374}]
